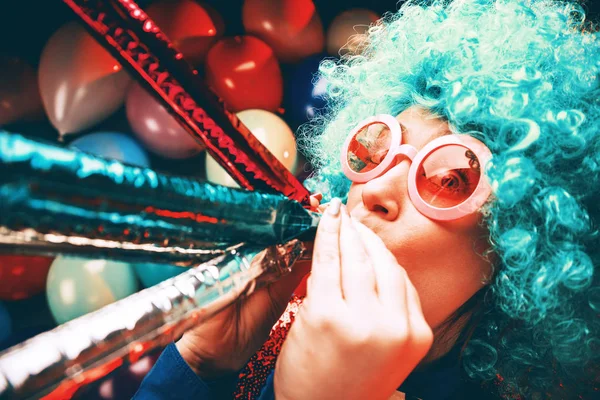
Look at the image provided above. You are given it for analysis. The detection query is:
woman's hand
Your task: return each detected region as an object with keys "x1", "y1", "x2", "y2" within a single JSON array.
[
  {"x1": 274, "y1": 199, "x2": 434, "y2": 400},
  {"x1": 309, "y1": 193, "x2": 329, "y2": 214},
  {"x1": 176, "y1": 258, "x2": 310, "y2": 379},
  {"x1": 175, "y1": 194, "x2": 322, "y2": 378}
]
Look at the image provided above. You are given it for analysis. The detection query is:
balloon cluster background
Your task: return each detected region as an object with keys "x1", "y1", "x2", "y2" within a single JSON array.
[{"x1": 0, "y1": 0, "x2": 599, "y2": 399}]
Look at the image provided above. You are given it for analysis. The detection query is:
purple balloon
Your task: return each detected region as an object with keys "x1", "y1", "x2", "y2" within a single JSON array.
[{"x1": 126, "y1": 83, "x2": 205, "y2": 159}]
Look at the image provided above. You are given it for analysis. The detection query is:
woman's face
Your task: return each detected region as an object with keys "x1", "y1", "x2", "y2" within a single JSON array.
[{"x1": 346, "y1": 106, "x2": 493, "y2": 332}]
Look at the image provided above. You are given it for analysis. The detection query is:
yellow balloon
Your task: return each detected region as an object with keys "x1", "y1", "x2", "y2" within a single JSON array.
[
  {"x1": 205, "y1": 109, "x2": 297, "y2": 188},
  {"x1": 326, "y1": 9, "x2": 380, "y2": 57}
]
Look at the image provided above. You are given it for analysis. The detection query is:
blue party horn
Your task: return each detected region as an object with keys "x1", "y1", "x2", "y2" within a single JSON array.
[{"x1": 0, "y1": 132, "x2": 320, "y2": 265}]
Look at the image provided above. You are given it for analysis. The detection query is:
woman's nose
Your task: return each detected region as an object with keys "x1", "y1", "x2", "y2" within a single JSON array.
[{"x1": 360, "y1": 160, "x2": 411, "y2": 221}]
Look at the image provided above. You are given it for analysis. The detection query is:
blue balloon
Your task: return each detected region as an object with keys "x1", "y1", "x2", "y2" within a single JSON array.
[
  {"x1": 70, "y1": 132, "x2": 150, "y2": 167},
  {"x1": 134, "y1": 263, "x2": 189, "y2": 288},
  {"x1": 0, "y1": 302, "x2": 12, "y2": 344},
  {"x1": 284, "y1": 54, "x2": 330, "y2": 129}
]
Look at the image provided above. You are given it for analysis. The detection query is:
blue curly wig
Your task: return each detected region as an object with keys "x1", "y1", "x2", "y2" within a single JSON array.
[{"x1": 299, "y1": 0, "x2": 600, "y2": 397}]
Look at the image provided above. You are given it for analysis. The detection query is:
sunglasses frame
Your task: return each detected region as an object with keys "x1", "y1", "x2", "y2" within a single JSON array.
[{"x1": 340, "y1": 114, "x2": 493, "y2": 221}]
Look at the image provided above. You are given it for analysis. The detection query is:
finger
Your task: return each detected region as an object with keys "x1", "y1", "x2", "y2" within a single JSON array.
[
  {"x1": 317, "y1": 203, "x2": 329, "y2": 213},
  {"x1": 404, "y1": 277, "x2": 434, "y2": 353},
  {"x1": 309, "y1": 198, "x2": 319, "y2": 210},
  {"x1": 308, "y1": 198, "x2": 343, "y2": 301},
  {"x1": 309, "y1": 193, "x2": 323, "y2": 211},
  {"x1": 339, "y1": 206, "x2": 377, "y2": 305},
  {"x1": 353, "y1": 220, "x2": 431, "y2": 351},
  {"x1": 352, "y1": 220, "x2": 407, "y2": 311}
]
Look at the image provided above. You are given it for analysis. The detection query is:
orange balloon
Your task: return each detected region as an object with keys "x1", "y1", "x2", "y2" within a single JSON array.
[
  {"x1": 146, "y1": 0, "x2": 225, "y2": 66},
  {"x1": 0, "y1": 255, "x2": 53, "y2": 301},
  {"x1": 326, "y1": 9, "x2": 380, "y2": 56},
  {"x1": 242, "y1": 0, "x2": 325, "y2": 64},
  {"x1": 38, "y1": 22, "x2": 131, "y2": 138},
  {"x1": 0, "y1": 56, "x2": 44, "y2": 126},
  {"x1": 205, "y1": 36, "x2": 283, "y2": 112}
]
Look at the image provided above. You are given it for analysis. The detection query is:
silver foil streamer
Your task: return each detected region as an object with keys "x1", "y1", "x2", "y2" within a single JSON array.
[{"x1": 0, "y1": 240, "x2": 305, "y2": 399}]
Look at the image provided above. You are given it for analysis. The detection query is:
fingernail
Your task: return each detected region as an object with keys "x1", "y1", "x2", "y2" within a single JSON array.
[{"x1": 328, "y1": 198, "x2": 342, "y2": 216}]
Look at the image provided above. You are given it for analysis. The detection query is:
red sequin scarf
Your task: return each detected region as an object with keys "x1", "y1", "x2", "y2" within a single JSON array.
[{"x1": 233, "y1": 295, "x2": 303, "y2": 399}]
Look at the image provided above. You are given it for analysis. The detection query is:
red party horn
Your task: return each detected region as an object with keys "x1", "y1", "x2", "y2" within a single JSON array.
[{"x1": 62, "y1": 0, "x2": 310, "y2": 205}]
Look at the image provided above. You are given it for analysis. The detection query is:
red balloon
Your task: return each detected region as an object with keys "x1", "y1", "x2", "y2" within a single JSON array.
[
  {"x1": 242, "y1": 0, "x2": 325, "y2": 64},
  {"x1": 146, "y1": 0, "x2": 224, "y2": 66},
  {"x1": 205, "y1": 36, "x2": 283, "y2": 112},
  {"x1": 0, "y1": 255, "x2": 53, "y2": 301}
]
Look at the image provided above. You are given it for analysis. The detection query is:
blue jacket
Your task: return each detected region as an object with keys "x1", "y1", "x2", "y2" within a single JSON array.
[{"x1": 133, "y1": 342, "x2": 496, "y2": 399}]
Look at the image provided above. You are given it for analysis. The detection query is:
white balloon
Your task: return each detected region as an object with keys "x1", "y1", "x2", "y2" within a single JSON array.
[
  {"x1": 46, "y1": 256, "x2": 138, "y2": 324},
  {"x1": 38, "y1": 22, "x2": 131, "y2": 138},
  {"x1": 326, "y1": 9, "x2": 380, "y2": 57},
  {"x1": 205, "y1": 109, "x2": 297, "y2": 188}
]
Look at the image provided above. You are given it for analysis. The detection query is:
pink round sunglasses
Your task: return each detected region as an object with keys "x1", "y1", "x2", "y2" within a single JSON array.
[{"x1": 340, "y1": 114, "x2": 493, "y2": 221}]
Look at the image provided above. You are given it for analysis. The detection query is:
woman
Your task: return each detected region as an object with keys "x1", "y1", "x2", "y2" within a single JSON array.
[{"x1": 135, "y1": 0, "x2": 599, "y2": 398}]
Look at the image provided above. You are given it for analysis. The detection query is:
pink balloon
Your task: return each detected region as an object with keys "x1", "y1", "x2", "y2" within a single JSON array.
[
  {"x1": 0, "y1": 56, "x2": 44, "y2": 126},
  {"x1": 39, "y1": 22, "x2": 131, "y2": 138},
  {"x1": 126, "y1": 83, "x2": 204, "y2": 159},
  {"x1": 242, "y1": 0, "x2": 325, "y2": 64},
  {"x1": 146, "y1": 0, "x2": 225, "y2": 66}
]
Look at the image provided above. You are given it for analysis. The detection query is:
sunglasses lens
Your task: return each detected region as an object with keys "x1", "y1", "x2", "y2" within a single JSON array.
[
  {"x1": 415, "y1": 145, "x2": 482, "y2": 209},
  {"x1": 346, "y1": 122, "x2": 393, "y2": 173}
]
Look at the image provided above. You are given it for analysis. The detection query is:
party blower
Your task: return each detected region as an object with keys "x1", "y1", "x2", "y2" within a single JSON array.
[
  {"x1": 0, "y1": 131, "x2": 318, "y2": 399},
  {"x1": 0, "y1": 132, "x2": 320, "y2": 264},
  {"x1": 0, "y1": 240, "x2": 305, "y2": 399}
]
